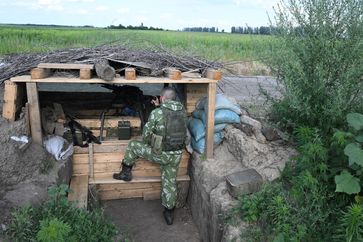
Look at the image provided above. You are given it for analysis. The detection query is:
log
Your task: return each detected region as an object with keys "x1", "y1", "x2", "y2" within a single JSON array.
[{"x1": 95, "y1": 59, "x2": 115, "y2": 81}]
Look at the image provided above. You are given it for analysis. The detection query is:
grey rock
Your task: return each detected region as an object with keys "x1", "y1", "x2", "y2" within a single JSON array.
[
  {"x1": 224, "y1": 125, "x2": 296, "y2": 181},
  {"x1": 240, "y1": 115, "x2": 266, "y2": 143},
  {"x1": 226, "y1": 169, "x2": 263, "y2": 198},
  {"x1": 262, "y1": 126, "x2": 280, "y2": 141}
]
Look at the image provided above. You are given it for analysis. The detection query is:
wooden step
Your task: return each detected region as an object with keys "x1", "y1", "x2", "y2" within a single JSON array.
[
  {"x1": 72, "y1": 152, "x2": 190, "y2": 177},
  {"x1": 90, "y1": 175, "x2": 190, "y2": 201},
  {"x1": 73, "y1": 137, "x2": 142, "y2": 154},
  {"x1": 68, "y1": 175, "x2": 88, "y2": 209}
]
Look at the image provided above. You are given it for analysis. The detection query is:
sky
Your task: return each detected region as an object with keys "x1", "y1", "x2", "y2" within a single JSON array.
[{"x1": 0, "y1": 0, "x2": 279, "y2": 31}]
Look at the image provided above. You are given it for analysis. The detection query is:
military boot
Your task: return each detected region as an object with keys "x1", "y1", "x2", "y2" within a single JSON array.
[
  {"x1": 113, "y1": 163, "x2": 133, "y2": 181},
  {"x1": 163, "y1": 207, "x2": 175, "y2": 225}
]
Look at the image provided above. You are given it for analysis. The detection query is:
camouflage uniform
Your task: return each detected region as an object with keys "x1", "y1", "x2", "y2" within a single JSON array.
[{"x1": 122, "y1": 100, "x2": 185, "y2": 209}]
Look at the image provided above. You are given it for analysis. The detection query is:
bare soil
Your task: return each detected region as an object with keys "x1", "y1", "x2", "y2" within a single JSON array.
[{"x1": 104, "y1": 199, "x2": 199, "y2": 242}]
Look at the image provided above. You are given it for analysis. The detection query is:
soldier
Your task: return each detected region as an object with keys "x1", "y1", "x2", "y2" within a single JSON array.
[{"x1": 113, "y1": 87, "x2": 187, "y2": 225}]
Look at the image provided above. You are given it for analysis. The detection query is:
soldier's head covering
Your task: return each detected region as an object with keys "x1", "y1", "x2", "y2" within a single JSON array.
[{"x1": 161, "y1": 87, "x2": 176, "y2": 101}]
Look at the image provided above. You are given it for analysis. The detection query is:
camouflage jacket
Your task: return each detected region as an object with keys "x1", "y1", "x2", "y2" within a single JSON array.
[{"x1": 142, "y1": 100, "x2": 185, "y2": 154}]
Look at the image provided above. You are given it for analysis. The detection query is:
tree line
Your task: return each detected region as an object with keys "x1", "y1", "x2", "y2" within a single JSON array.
[
  {"x1": 231, "y1": 26, "x2": 273, "y2": 35},
  {"x1": 183, "y1": 27, "x2": 224, "y2": 33},
  {"x1": 107, "y1": 23, "x2": 163, "y2": 31}
]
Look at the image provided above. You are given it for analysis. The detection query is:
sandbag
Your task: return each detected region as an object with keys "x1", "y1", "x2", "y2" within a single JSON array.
[
  {"x1": 44, "y1": 135, "x2": 74, "y2": 161},
  {"x1": 191, "y1": 132, "x2": 224, "y2": 154},
  {"x1": 188, "y1": 118, "x2": 227, "y2": 141},
  {"x1": 192, "y1": 109, "x2": 240, "y2": 125},
  {"x1": 196, "y1": 93, "x2": 241, "y2": 114}
]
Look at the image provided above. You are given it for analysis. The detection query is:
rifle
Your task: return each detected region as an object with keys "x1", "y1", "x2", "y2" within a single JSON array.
[{"x1": 68, "y1": 118, "x2": 101, "y2": 147}]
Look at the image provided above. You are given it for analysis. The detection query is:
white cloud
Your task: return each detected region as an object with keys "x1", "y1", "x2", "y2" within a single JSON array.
[
  {"x1": 233, "y1": 0, "x2": 278, "y2": 10},
  {"x1": 95, "y1": 5, "x2": 108, "y2": 11},
  {"x1": 117, "y1": 8, "x2": 130, "y2": 14},
  {"x1": 32, "y1": 0, "x2": 64, "y2": 11},
  {"x1": 73, "y1": 9, "x2": 89, "y2": 14},
  {"x1": 67, "y1": 0, "x2": 95, "y2": 2}
]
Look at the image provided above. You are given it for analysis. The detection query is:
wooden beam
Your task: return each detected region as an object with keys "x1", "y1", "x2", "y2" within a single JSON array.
[
  {"x1": 53, "y1": 103, "x2": 66, "y2": 123},
  {"x1": 76, "y1": 116, "x2": 141, "y2": 129},
  {"x1": 205, "y1": 82, "x2": 217, "y2": 159},
  {"x1": 89, "y1": 175, "x2": 190, "y2": 184},
  {"x1": 38, "y1": 63, "x2": 94, "y2": 70},
  {"x1": 88, "y1": 143, "x2": 94, "y2": 179},
  {"x1": 24, "y1": 103, "x2": 31, "y2": 136},
  {"x1": 125, "y1": 68, "x2": 136, "y2": 80},
  {"x1": 68, "y1": 175, "x2": 89, "y2": 209},
  {"x1": 26, "y1": 83, "x2": 43, "y2": 145},
  {"x1": 31, "y1": 68, "x2": 51, "y2": 79},
  {"x1": 79, "y1": 69, "x2": 92, "y2": 80},
  {"x1": 11, "y1": 75, "x2": 219, "y2": 84},
  {"x1": 2, "y1": 80, "x2": 17, "y2": 121}
]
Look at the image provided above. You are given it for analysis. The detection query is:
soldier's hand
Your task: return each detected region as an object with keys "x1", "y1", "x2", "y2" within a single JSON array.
[{"x1": 151, "y1": 96, "x2": 160, "y2": 106}]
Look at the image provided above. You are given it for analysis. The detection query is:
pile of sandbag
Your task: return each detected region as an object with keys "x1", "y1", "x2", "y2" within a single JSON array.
[{"x1": 188, "y1": 94, "x2": 241, "y2": 153}]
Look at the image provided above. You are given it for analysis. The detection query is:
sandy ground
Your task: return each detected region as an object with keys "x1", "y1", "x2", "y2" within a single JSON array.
[{"x1": 104, "y1": 199, "x2": 199, "y2": 242}]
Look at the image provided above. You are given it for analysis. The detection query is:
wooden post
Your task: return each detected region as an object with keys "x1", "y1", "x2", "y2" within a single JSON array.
[
  {"x1": 125, "y1": 68, "x2": 136, "y2": 80},
  {"x1": 205, "y1": 83, "x2": 216, "y2": 159},
  {"x1": 2, "y1": 80, "x2": 18, "y2": 121},
  {"x1": 79, "y1": 69, "x2": 92, "y2": 80},
  {"x1": 26, "y1": 83, "x2": 43, "y2": 145},
  {"x1": 31, "y1": 68, "x2": 51, "y2": 79},
  {"x1": 88, "y1": 143, "x2": 94, "y2": 179},
  {"x1": 206, "y1": 69, "x2": 222, "y2": 80}
]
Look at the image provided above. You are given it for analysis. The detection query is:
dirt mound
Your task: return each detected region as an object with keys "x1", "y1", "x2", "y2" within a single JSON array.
[{"x1": 0, "y1": 116, "x2": 54, "y2": 188}]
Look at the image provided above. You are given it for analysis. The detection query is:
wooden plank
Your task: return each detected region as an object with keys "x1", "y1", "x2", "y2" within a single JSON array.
[
  {"x1": 89, "y1": 175, "x2": 190, "y2": 185},
  {"x1": 79, "y1": 69, "x2": 92, "y2": 80},
  {"x1": 53, "y1": 103, "x2": 66, "y2": 123},
  {"x1": 68, "y1": 175, "x2": 89, "y2": 209},
  {"x1": 26, "y1": 83, "x2": 42, "y2": 145},
  {"x1": 98, "y1": 182, "x2": 161, "y2": 191},
  {"x1": 73, "y1": 137, "x2": 143, "y2": 154},
  {"x1": 2, "y1": 81, "x2": 17, "y2": 121},
  {"x1": 72, "y1": 151, "x2": 189, "y2": 165},
  {"x1": 88, "y1": 143, "x2": 94, "y2": 179},
  {"x1": 31, "y1": 68, "x2": 51, "y2": 79},
  {"x1": 24, "y1": 103, "x2": 31, "y2": 135},
  {"x1": 11, "y1": 75, "x2": 219, "y2": 84},
  {"x1": 125, "y1": 68, "x2": 136, "y2": 80},
  {"x1": 3, "y1": 80, "x2": 17, "y2": 101},
  {"x1": 38, "y1": 63, "x2": 94, "y2": 70},
  {"x1": 2, "y1": 101, "x2": 16, "y2": 121},
  {"x1": 73, "y1": 165, "x2": 188, "y2": 178},
  {"x1": 76, "y1": 116, "x2": 141, "y2": 129},
  {"x1": 205, "y1": 82, "x2": 216, "y2": 159}
]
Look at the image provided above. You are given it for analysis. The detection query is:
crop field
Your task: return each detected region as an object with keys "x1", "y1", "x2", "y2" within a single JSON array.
[{"x1": 0, "y1": 25, "x2": 275, "y2": 61}]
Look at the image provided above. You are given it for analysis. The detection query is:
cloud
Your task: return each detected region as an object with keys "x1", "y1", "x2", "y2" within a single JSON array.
[
  {"x1": 32, "y1": 0, "x2": 64, "y2": 11},
  {"x1": 233, "y1": 0, "x2": 278, "y2": 10},
  {"x1": 95, "y1": 5, "x2": 108, "y2": 11},
  {"x1": 67, "y1": 0, "x2": 95, "y2": 2},
  {"x1": 117, "y1": 8, "x2": 130, "y2": 14}
]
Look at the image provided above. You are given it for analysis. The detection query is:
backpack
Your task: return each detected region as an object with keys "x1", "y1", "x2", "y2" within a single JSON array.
[{"x1": 161, "y1": 106, "x2": 187, "y2": 151}]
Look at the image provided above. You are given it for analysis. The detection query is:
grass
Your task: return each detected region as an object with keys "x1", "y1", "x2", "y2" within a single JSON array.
[{"x1": 0, "y1": 25, "x2": 275, "y2": 61}]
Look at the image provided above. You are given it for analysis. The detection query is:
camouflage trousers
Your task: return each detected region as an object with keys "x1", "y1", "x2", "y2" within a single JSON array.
[{"x1": 122, "y1": 140, "x2": 182, "y2": 209}]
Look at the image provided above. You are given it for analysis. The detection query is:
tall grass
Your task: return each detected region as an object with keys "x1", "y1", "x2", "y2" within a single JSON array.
[{"x1": 0, "y1": 25, "x2": 274, "y2": 61}]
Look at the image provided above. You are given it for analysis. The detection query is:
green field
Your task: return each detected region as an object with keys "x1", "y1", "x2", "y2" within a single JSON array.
[{"x1": 0, "y1": 25, "x2": 274, "y2": 61}]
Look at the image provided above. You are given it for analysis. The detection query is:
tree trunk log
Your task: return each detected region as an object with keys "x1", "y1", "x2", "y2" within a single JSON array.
[{"x1": 95, "y1": 59, "x2": 115, "y2": 81}]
